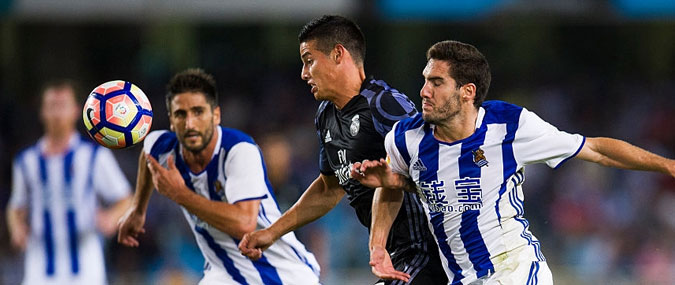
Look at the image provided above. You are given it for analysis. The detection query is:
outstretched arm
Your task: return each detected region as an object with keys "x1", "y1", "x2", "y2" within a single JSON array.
[
  {"x1": 369, "y1": 187, "x2": 411, "y2": 282},
  {"x1": 239, "y1": 174, "x2": 345, "y2": 260},
  {"x1": 117, "y1": 152, "x2": 154, "y2": 247},
  {"x1": 576, "y1": 137, "x2": 675, "y2": 177}
]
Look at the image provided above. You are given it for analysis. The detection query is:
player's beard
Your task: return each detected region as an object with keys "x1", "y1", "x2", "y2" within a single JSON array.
[
  {"x1": 182, "y1": 124, "x2": 215, "y2": 153},
  {"x1": 422, "y1": 89, "x2": 462, "y2": 125}
]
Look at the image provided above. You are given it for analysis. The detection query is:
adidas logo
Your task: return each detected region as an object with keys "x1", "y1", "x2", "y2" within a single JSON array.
[
  {"x1": 411, "y1": 159, "x2": 427, "y2": 172},
  {"x1": 324, "y1": 130, "x2": 332, "y2": 143}
]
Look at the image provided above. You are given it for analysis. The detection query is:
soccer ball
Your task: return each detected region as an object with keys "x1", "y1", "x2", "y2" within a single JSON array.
[{"x1": 83, "y1": 80, "x2": 153, "y2": 149}]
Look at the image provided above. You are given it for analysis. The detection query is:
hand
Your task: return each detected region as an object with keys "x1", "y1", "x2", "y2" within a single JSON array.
[
  {"x1": 238, "y1": 229, "x2": 277, "y2": 260},
  {"x1": 369, "y1": 245, "x2": 410, "y2": 282},
  {"x1": 97, "y1": 209, "x2": 118, "y2": 237},
  {"x1": 117, "y1": 207, "x2": 146, "y2": 247},
  {"x1": 350, "y1": 158, "x2": 392, "y2": 188},
  {"x1": 146, "y1": 154, "x2": 187, "y2": 202}
]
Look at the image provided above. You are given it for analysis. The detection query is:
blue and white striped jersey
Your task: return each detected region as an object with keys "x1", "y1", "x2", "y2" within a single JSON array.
[
  {"x1": 10, "y1": 133, "x2": 131, "y2": 285},
  {"x1": 385, "y1": 100, "x2": 585, "y2": 284},
  {"x1": 144, "y1": 126, "x2": 320, "y2": 285}
]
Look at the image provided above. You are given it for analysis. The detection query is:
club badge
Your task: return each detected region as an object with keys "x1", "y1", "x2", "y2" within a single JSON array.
[{"x1": 350, "y1": 114, "x2": 360, "y2": 136}]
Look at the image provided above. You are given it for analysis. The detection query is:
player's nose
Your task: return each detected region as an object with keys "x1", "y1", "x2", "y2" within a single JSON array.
[{"x1": 301, "y1": 66, "x2": 310, "y2": 81}]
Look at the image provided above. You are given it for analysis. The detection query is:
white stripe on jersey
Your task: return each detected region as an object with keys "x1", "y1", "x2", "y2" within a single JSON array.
[
  {"x1": 385, "y1": 101, "x2": 584, "y2": 284},
  {"x1": 144, "y1": 127, "x2": 320, "y2": 285},
  {"x1": 9, "y1": 133, "x2": 130, "y2": 284}
]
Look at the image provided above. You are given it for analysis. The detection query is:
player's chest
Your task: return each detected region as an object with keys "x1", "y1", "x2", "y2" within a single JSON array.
[
  {"x1": 320, "y1": 110, "x2": 383, "y2": 163},
  {"x1": 409, "y1": 139, "x2": 509, "y2": 212}
]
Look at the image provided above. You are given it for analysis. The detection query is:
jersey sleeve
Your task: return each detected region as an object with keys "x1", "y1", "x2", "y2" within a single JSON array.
[
  {"x1": 8, "y1": 158, "x2": 28, "y2": 209},
  {"x1": 513, "y1": 108, "x2": 585, "y2": 168},
  {"x1": 143, "y1": 130, "x2": 168, "y2": 156},
  {"x1": 223, "y1": 142, "x2": 269, "y2": 204},
  {"x1": 384, "y1": 126, "x2": 410, "y2": 177},
  {"x1": 93, "y1": 148, "x2": 132, "y2": 203},
  {"x1": 371, "y1": 91, "x2": 418, "y2": 138}
]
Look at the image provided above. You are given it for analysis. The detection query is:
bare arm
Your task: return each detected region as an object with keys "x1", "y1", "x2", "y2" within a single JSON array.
[
  {"x1": 117, "y1": 152, "x2": 155, "y2": 246},
  {"x1": 368, "y1": 187, "x2": 410, "y2": 282},
  {"x1": 239, "y1": 173, "x2": 345, "y2": 259},
  {"x1": 6, "y1": 207, "x2": 29, "y2": 250},
  {"x1": 576, "y1": 137, "x2": 675, "y2": 177}
]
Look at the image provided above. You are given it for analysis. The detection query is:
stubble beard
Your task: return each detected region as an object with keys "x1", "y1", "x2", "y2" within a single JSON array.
[{"x1": 182, "y1": 124, "x2": 214, "y2": 154}]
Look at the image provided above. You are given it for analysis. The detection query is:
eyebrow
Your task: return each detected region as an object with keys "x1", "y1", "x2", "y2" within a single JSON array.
[
  {"x1": 426, "y1": 76, "x2": 444, "y2": 81},
  {"x1": 301, "y1": 51, "x2": 311, "y2": 60}
]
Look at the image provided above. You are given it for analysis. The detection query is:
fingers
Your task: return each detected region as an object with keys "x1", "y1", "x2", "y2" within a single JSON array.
[
  {"x1": 145, "y1": 154, "x2": 160, "y2": 175},
  {"x1": 238, "y1": 233, "x2": 263, "y2": 260},
  {"x1": 167, "y1": 155, "x2": 176, "y2": 170},
  {"x1": 370, "y1": 263, "x2": 411, "y2": 282}
]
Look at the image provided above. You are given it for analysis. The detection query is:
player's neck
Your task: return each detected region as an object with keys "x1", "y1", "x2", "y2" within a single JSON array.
[
  {"x1": 181, "y1": 128, "x2": 219, "y2": 173},
  {"x1": 332, "y1": 66, "x2": 366, "y2": 110},
  {"x1": 43, "y1": 129, "x2": 76, "y2": 155},
  {"x1": 433, "y1": 106, "x2": 479, "y2": 143}
]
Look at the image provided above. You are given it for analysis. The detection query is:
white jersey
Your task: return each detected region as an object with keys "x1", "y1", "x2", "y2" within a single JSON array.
[
  {"x1": 9, "y1": 133, "x2": 131, "y2": 285},
  {"x1": 385, "y1": 100, "x2": 584, "y2": 284},
  {"x1": 144, "y1": 126, "x2": 320, "y2": 285}
]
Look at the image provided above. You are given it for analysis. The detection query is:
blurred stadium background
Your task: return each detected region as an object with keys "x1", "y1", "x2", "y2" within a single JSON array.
[{"x1": 1, "y1": 0, "x2": 674, "y2": 284}]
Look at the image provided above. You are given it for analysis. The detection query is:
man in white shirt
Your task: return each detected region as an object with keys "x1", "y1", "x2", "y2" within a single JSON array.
[
  {"x1": 351, "y1": 40, "x2": 675, "y2": 285},
  {"x1": 117, "y1": 69, "x2": 320, "y2": 284},
  {"x1": 7, "y1": 80, "x2": 132, "y2": 285}
]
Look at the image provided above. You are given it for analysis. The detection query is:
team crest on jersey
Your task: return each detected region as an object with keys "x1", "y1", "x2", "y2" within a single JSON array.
[
  {"x1": 350, "y1": 114, "x2": 360, "y2": 136},
  {"x1": 472, "y1": 148, "x2": 489, "y2": 167},
  {"x1": 214, "y1": 180, "x2": 223, "y2": 193}
]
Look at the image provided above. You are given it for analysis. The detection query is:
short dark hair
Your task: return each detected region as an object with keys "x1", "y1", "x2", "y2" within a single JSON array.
[
  {"x1": 298, "y1": 15, "x2": 366, "y2": 65},
  {"x1": 166, "y1": 68, "x2": 218, "y2": 112},
  {"x1": 41, "y1": 79, "x2": 81, "y2": 103},
  {"x1": 426, "y1": 40, "x2": 491, "y2": 108}
]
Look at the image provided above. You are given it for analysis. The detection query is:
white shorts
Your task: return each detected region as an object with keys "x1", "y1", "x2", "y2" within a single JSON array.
[{"x1": 483, "y1": 259, "x2": 553, "y2": 285}]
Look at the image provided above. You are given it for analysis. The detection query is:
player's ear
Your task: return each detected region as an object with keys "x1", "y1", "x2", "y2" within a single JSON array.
[
  {"x1": 213, "y1": 106, "x2": 221, "y2": 125},
  {"x1": 332, "y1": 44, "x2": 345, "y2": 64},
  {"x1": 169, "y1": 123, "x2": 175, "y2": 132},
  {"x1": 461, "y1": 83, "x2": 477, "y2": 104}
]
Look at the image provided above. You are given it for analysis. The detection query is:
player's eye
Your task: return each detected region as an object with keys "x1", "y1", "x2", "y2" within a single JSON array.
[{"x1": 173, "y1": 111, "x2": 186, "y2": 118}]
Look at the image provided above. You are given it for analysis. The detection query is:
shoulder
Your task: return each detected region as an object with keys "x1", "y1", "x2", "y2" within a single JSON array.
[
  {"x1": 220, "y1": 127, "x2": 256, "y2": 152},
  {"x1": 13, "y1": 144, "x2": 37, "y2": 166},
  {"x1": 481, "y1": 100, "x2": 524, "y2": 124},
  {"x1": 315, "y1": 100, "x2": 332, "y2": 123},
  {"x1": 361, "y1": 78, "x2": 417, "y2": 119},
  {"x1": 394, "y1": 113, "x2": 425, "y2": 134},
  {"x1": 143, "y1": 130, "x2": 177, "y2": 157}
]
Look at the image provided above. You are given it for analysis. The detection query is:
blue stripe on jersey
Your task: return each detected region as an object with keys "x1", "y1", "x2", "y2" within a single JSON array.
[
  {"x1": 174, "y1": 154, "x2": 197, "y2": 191},
  {"x1": 86, "y1": 143, "x2": 100, "y2": 197},
  {"x1": 458, "y1": 127, "x2": 494, "y2": 278},
  {"x1": 418, "y1": 125, "x2": 464, "y2": 283},
  {"x1": 149, "y1": 132, "x2": 178, "y2": 160},
  {"x1": 527, "y1": 261, "x2": 540, "y2": 285},
  {"x1": 63, "y1": 149, "x2": 80, "y2": 274},
  {"x1": 66, "y1": 210, "x2": 79, "y2": 274},
  {"x1": 290, "y1": 246, "x2": 318, "y2": 274},
  {"x1": 482, "y1": 102, "x2": 521, "y2": 226},
  {"x1": 38, "y1": 153, "x2": 55, "y2": 276},
  {"x1": 195, "y1": 226, "x2": 247, "y2": 284},
  {"x1": 205, "y1": 158, "x2": 222, "y2": 201},
  {"x1": 232, "y1": 237, "x2": 283, "y2": 285},
  {"x1": 509, "y1": 189, "x2": 545, "y2": 261},
  {"x1": 394, "y1": 114, "x2": 425, "y2": 167},
  {"x1": 43, "y1": 210, "x2": 56, "y2": 276}
]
